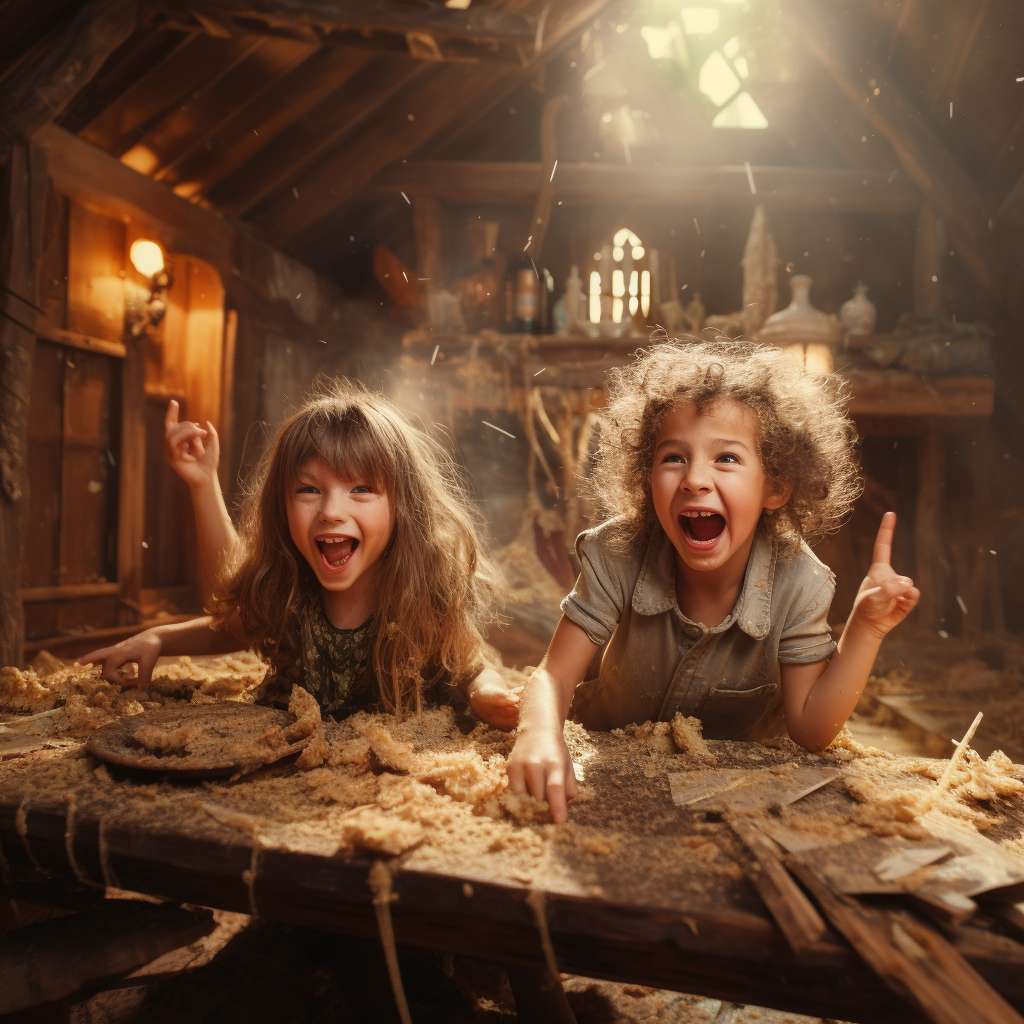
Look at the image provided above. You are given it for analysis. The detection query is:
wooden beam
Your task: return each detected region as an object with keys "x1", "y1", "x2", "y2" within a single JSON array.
[
  {"x1": 207, "y1": 55, "x2": 426, "y2": 216},
  {"x1": 790, "y1": 0, "x2": 1000, "y2": 297},
  {"x1": 0, "y1": 0, "x2": 138, "y2": 147},
  {"x1": 0, "y1": 141, "x2": 48, "y2": 666},
  {"x1": 160, "y1": 47, "x2": 375, "y2": 201},
  {"x1": 156, "y1": 0, "x2": 536, "y2": 45},
  {"x1": 255, "y1": 0, "x2": 614, "y2": 245},
  {"x1": 371, "y1": 160, "x2": 922, "y2": 211}
]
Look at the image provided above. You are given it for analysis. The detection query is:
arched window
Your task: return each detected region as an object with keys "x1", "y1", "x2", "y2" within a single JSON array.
[{"x1": 589, "y1": 228, "x2": 652, "y2": 325}]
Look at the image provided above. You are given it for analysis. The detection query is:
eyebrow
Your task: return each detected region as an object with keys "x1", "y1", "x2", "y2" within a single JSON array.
[{"x1": 712, "y1": 438, "x2": 751, "y2": 450}]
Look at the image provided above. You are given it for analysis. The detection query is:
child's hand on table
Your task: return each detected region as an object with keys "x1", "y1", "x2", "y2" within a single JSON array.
[
  {"x1": 80, "y1": 630, "x2": 162, "y2": 689},
  {"x1": 506, "y1": 722, "x2": 578, "y2": 823},
  {"x1": 467, "y1": 667, "x2": 521, "y2": 731},
  {"x1": 165, "y1": 399, "x2": 219, "y2": 490},
  {"x1": 849, "y1": 512, "x2": 920, "y2": 638}
]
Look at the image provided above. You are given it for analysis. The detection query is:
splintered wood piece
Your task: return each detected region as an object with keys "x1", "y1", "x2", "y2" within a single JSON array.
[
  {"x1": 86, "y1": 702, "x2": 313, "y2": 777},
  {"x1": 727, "y1": 816, "x2": 827, "y2": 955},
  {"x1": 786, "y1": 857, "x2": 1024, "y2": 1024}
]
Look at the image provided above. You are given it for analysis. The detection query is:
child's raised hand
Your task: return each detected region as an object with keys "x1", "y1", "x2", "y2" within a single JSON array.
[
  {"x1": 164, "y1": 399, "x2": 219, "y2": 489},
  {"x1": 851, "y1": 512, "x2": 920, "y2": 638},
  {"x1": 467, "y1": 667, "x2": 521, "y2": 731},
  {"x1": 80, "y1": 631, "x2": 162, "y2": 689},
  {"x1": 506, "y1": 726, "x2": 579, "y2": 824}
]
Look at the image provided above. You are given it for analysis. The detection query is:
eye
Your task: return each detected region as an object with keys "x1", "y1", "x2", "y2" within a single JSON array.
[
  {"x1": 296, "y1": 484, "x2": 319, "y2": 494},
  {"x1": 662, "y1": 453, "x2": 684, "y2": 464},
  {"x1": 716, "y1": 453, "x2": 740, "y2": 464},
  {"x1": 352, "y1": 484, "x2": 374, "y2": 494}
]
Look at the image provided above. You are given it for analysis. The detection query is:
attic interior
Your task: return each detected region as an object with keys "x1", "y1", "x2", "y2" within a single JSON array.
[{"x1": 2, "y1": 1, "x2": 1024, "y2": 1023}]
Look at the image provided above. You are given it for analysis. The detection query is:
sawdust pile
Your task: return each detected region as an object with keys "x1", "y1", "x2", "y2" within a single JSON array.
[
  {"x1": 830, "y1": 726, "x2": 1024, "y2": 832},
  {"x1": 614, "y1": 715, "x2": 717, "y2": 765},
  {"x1": 0, "y1": 652, "x2": 268, "y2": 736}
]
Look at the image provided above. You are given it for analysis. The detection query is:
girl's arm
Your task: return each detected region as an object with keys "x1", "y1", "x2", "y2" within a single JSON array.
[
  {"x1": 80, "y1": 616, "x2": 246, "y2": 689},
  {"x1": 164, "y1": 400, "x2": 239, "y2": 586},
  {"x1": 781, "y1": 512, "x2": 920, "y2": 752},
  {"x1": 506, "y1": 616, "x2": 600, "y2": 823}
]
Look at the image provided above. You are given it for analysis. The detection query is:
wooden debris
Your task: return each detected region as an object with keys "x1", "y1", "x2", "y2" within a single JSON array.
[
  {"x1": 727, "y1": 816, "x2": 827, "y2": 955},
  {"x1": 369, "y1": 860, "x2": 413, "y2": 1024},
  {"x1": 786, "y1": 858, "x2": 1024, "y2": 1024},
  {"x1": 920, "y1": 711, "x2": 984, "y2": 813}
]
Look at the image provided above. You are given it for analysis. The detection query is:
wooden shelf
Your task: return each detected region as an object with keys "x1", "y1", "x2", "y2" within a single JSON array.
[{"x1": 21, "y1": 582, "x2": 119, "y2": 603}]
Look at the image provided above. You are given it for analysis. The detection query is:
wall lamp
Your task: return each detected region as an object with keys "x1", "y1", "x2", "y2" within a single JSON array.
[{"x1": 128, "y1": 239, "x2": 172, "y2": 336}]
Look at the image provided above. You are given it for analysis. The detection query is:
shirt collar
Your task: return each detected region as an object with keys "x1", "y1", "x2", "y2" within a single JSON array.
[{"x1": 632, "y1": 524, "x2": 776, "y2": 639}]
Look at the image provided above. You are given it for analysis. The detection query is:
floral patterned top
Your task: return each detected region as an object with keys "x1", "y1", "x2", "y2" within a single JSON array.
[{"x1": 274, "y1": 595, "x2": 378, "y2": 719}]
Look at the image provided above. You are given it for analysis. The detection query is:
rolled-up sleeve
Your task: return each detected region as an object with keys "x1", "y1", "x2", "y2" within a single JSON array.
[
  {"x1": 778, "y1": 579, "x2": 837, "y2": 664},
  {"x1": 560, "y1": 531, "x2": 625, "y2": 646}
]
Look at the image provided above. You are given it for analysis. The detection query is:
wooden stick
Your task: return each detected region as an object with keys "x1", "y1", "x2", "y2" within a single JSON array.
[
  {"x1": 787, "y1": 858, "x2": 1024, "y2": 1024},
  {"x1": 726, "y1": 816, "x2": 827, "y2": 955},
  {"x1": 919, "y1": 711, "x2": 983, "y2": 813},
  {"x1": 369, "y1": 861, "x2": 413, "y2": 1024}
]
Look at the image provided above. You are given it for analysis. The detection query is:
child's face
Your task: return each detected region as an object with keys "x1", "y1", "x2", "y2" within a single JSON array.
[
  {"x1": 651, "y1": 399, "x2": 787, "y2": 577},
  {"x1": 286, "y1": 457, "x2": 393, "y2": 599}
]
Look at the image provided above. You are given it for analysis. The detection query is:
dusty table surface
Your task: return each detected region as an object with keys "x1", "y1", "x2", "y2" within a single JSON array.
[{"x1": 3, "y1": 699, "x2": 1024, "y2": 1024}]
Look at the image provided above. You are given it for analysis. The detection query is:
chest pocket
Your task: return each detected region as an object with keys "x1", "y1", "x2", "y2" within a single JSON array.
[{"x1": 698, "y1": 682, "x2": 777, "y2": 740}]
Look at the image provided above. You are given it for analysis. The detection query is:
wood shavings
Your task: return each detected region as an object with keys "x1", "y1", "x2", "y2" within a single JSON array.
[
  {"x1": 16, "y1": 799, "x2": 49, "y2": 875},
  {"x1": 920, "y1": 712, "x2": 983, "y2": 813},
  {"x1": 670, "y1": 713, "x2": 717, "y2": 764},
  {"x1": 97, "y1": 817, "x2": 120, "y2": 889},
  {"x1": 369, "y1": 860, "x2": 413, "y2": 1024},
  {"x1": 132, "y1": 723, "x2": 201, "y2": 755},
  {"x1": 64, "y1": 799, "x2": 101, "y2": 888}
]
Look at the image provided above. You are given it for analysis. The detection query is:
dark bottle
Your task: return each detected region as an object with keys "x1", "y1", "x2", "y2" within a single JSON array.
[{"x1": 512, "y1": 255, "x2": 540, "y2": 333}]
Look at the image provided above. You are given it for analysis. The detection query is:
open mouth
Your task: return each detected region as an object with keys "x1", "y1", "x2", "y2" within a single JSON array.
[
  {"x1": 316, "y1": 536, "x2": 359, "y2": 570},
  {"x1": 679, "y1": 510, "x2": 726, "y2": 545}
]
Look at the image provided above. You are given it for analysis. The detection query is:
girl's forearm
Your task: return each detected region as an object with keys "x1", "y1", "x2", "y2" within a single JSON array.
[
  {"x1": 150, "y1": 616, "x2": 245, "y2": 657},
  {"x1": 189, "y1": 476, "x2": 239, "y2": 584},
  {"x1": 516, "y1": 666, "x2": 576, "y2": 735},
  {"x1": 788, "y1": 618, "x2": 883, "y2": 751}
]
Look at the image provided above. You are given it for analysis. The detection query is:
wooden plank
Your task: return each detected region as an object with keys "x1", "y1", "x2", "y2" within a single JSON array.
[
  {"x1": 21, "y1": 583, "x2": 120, "y2": 602},
  {"x1": 257, "y1": 0, "x2": 614, "y2": 243},
  {"x1": 844, "y1": 371, "x2": 994, "y2": 418},
  {"x1": 20, "y1": 341, "x2": 65, "y2": 590},
  {"x1": 37, "y1": 125, "x2": 236, "y2": 277},
  {"x1": 207, "y1": 55, "x2": 426, "y2": 216},
  {"x1": 727, "y1": 816, "x2": 828, "y2": 955},
  {"x1": 0, "y1": 0, "x2": 137, "y2": 146},
  {"x1": 59, "y1": 350, "x2": 118, "y2": 586},
  {"x1": 20, "y1": 615, "x2": 197, "y2": 660},
  {"x1": 372, "y1": 161, "x2": 922, "y2": 211},
  {"x1": 36, "y1": 323, "x2": 127, "y2": 359},
  {"x1": 118, "y1": 326, "x2": 146, "y2": 623},
  {"x1": 79, "y1": 32, "x2": 253, "y2": 155},
  {"x1": 5, "y1": 802, "x2": 1024, "y2": 1024},
  {"x1": 65, "y1": 201, "x2": 126, "y2": 344},
  {"x1": 143, "y1": 36, "x2": 317, "y2": 188},
  {"x1": 157, "y1": 0, "x2": 537, "y2": 44},
  {"x1": 161, "y1": 47, "x2": 375, "y2": 201},
  {"x1": 786, "y1": 858, "x2": 1024, "y2": 1024},
  {"x1": 0, "y1": 140, "x2": 49, "y2": 666}
]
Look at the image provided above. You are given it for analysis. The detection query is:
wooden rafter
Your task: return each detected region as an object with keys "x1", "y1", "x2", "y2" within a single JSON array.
[
  {"x1": 370, "y1": 160, "x2": 921, "y2": 211},
  {"x1": 253, "y1": 0, "x2": 614, "y2": 245},
  {"x1": 0, "y1": 0, "x2": 138, "y2": 146},
  {"x1": 790, "y1": 0, "x2": 1001, "y2": 298},
  {"x1": 207, "y1": 55, "x2": 426, "y2": 216}
]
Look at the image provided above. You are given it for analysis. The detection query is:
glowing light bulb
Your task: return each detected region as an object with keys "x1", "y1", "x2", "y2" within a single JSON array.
[{"x1": 130, "y1": 239, "x2": 165, "y2": 277}]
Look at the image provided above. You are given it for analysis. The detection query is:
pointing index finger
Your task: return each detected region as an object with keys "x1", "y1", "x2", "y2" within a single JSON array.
[
  {"x1": 872, "y1": 511, "x2": 896, "y2": 567},
  {"x1": 164, "y1": 399, "x2": 180, "y2": 432}
]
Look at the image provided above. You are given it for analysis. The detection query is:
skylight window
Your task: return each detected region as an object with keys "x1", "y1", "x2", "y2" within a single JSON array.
[
  {"x1": 699, "y1": 50, "x2": 740, "y2": 105},
  {"x1": 712, "y1": 91, "x2": 769, "y2": 128},
  {"x1": 641, "y1": 23, "x2": 684, "y2": 61},
  {"x1": 680, "y1": 8, "x2": 720, "y2": 34}
]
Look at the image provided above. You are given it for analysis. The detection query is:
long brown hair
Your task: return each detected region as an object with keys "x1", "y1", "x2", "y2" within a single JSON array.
[{"x1": 213, "y1": 380, "x2": 503, "y2": 714}]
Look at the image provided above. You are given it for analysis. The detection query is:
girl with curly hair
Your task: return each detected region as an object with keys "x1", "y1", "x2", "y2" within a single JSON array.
[
  {"x1": 508, "y1": 340, "x2": 919, "y2": 820},
  {"x1": 83, "y1": 381, "x2": 517, "y2": 729}
]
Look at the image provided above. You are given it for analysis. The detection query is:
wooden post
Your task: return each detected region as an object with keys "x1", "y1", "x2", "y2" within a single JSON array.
[
  {"x1": 117, "y1": 332, "x2": 146, "y2": 625},
  {"x1": 524, "y1": 95, "x2": 568, "y2": 267},
  {"x1": 0, "y1": 142, "x2": 48, "y2": 666},
  {"x1": 915, "y1": 426, "x2": 946, "y2": 630},
  {"x1": 914, "y1": 203, "x2": 947, "y2": 318}
]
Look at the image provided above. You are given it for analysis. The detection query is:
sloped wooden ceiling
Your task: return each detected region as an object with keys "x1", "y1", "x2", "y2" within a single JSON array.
[{"x1": 4, "y1": 0, "x2": 1024, "y2": 318}]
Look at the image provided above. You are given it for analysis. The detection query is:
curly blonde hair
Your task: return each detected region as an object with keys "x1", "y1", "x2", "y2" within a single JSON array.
[
  {"x1": 591, "y1": 339, "x2": 861, "y2": 553},
  {"x1": 212, "y1": 379, "x2": 504, "y2": 715}
]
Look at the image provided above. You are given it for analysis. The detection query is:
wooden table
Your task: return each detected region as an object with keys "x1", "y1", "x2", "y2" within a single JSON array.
[{"x1": 3, "y1": 729, "x2": 1023, "y2": 1024}]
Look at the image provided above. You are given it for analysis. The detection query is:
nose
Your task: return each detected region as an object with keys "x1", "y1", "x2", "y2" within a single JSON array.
[
  {"x1": 318, "y1": 486, "x2": 351, "y2": 523},
  {"x1": 680, "y1": 461, "x2": 712, "y2": 494}
]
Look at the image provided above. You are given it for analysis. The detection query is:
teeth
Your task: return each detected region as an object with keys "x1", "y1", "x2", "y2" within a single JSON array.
[{"x1": 681, "y1": 511, "x2": 719, "y2": 517}]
